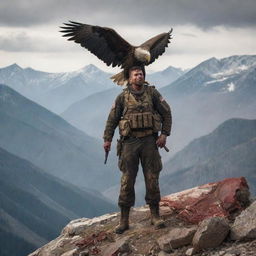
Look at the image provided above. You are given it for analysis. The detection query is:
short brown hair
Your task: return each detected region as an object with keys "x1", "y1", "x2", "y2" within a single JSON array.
[{"x1": 128, "y1": 66, "x2": 145, "y2": 78}]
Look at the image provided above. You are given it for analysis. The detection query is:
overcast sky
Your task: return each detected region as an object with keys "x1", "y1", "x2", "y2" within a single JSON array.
[{"x1": 0, "y1": 0, "x2": 256, "y2": 73}]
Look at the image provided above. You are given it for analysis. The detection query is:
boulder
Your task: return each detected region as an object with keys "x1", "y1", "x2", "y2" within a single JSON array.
[
  {"x1": 157, "y1": 227, "x2": 197, "y2": 252},
  {"x1": 230, "y1": 201, "x2": 256, "y2": 241},
  {"x1": 62, "y1": 213, "x2": 117, "y2": 236},
  {"x1": 101, "y1": 237, "x2": 131, "y2": 256},
  {"x1": 161, "y1": 177, "x2": 250, "y2": 224},
  {"x1": 192, "y1": 217, "x2": 230, "y2": 252},
  {"x1": 185, "y1": 247, "x2": 195, "y2": 256}
]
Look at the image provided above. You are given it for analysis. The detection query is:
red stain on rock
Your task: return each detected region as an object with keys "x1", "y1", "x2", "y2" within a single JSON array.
[
  {"x1": 160, "y1": 177, "x2": 249, "y2": 224},
  {"x1": 75, "y1": 231, "x2": 110, "y2": 254}
]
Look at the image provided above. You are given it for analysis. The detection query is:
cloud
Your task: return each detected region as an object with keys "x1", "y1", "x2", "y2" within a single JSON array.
[
  {"x1": 0, "y1": 32, "x2": 39, "y2": 52},
  {"x1": 0, "y1": 0, "x2": 256, "y2": 29},
  {"x1": 0, "y1": 1, "x2": 255, "y2": 73},
  {"x1": 0, "y1": 28, "x2": 79, "y2": 52},
  {"x1": 1, "y1": 24, "x2": 255, "y2": 73}
]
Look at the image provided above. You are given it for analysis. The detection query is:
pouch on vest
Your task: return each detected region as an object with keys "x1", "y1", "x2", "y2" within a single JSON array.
[
  {"x1": 142, "y1": 112, "x2": 153, "y2": 128},
  {"x1": 119, "y1": 119, "x2": 131, "y2": 136},
  {"x1": 128, "y1": 112, "x2": 153, "y2": 129},
  {"x1": 152, "y1": 113, "x2": 162, "y2": 132}
]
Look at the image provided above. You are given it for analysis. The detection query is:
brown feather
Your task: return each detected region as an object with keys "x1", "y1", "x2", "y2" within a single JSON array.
[
  {"x1": 140, "y1": 29, "x2": 173, "y2": 65},
  {"x1": 60, "y1": 22, "x2": 133, "y2": 68}
]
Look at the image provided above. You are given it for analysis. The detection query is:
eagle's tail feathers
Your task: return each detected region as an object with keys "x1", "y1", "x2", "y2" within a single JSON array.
[{"x1": 110, "y1": 71, "x2": 128, "y2": 86}]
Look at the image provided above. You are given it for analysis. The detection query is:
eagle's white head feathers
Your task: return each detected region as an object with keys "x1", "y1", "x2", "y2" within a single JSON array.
[{"x1": 134, "y1": 47, "x2": 151, "y2": 63}]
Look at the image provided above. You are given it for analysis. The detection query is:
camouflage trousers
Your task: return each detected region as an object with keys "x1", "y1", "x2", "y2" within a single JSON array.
[{"x1": 118, "y1": 135, "x2": 162, "y2": 207}]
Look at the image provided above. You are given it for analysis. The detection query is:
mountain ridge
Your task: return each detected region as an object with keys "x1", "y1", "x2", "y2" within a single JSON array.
[
  {"x1": 159, "y1": 118, "x2": 256, "y2": 196},
  {"x1": 0, "y1": 146, "x2": 117, "y2": 256},
  {"x1": 0, "y1": 63, "x2": 184, "y2": 113},
  {"x1": 0, "y1": 84, "x2": 118, "y2": 191}
]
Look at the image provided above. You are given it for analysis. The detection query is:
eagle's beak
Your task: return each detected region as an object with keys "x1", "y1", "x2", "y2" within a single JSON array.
[{"x1": 146, "y1": 54, "x2": 151, "y2": 63}]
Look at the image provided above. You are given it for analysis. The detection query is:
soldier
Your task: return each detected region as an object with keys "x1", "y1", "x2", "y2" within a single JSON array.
[{"x1": 103, "y1": 66, "x2": 172, "y2": 234}]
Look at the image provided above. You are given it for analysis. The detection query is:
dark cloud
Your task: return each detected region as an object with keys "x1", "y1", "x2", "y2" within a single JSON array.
[
  {"x1": 180, "y1": 33, "x2": 197, "y2": 38},
  {"x1": 0, "y1": 0, "x2": 256, "y2": 29},
  {"x1": 0, "y1": 32, "x2": 36, "y2": 51},
  {"x1": 0, "y1": 32, "x2": 69, "y2": 52}
]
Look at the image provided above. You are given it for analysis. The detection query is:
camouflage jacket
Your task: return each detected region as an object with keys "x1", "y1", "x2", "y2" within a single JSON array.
[{"x1": 103, "y1": 84, "x2": 172, "y2": 142}]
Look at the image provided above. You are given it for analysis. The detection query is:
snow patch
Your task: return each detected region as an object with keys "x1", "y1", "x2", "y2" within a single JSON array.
[
  {"x1": 205, "y1": 77, "x2": 228, "y2": 85},
  {"x1": 227, "y1": 82, "x2": 235, "y2": 92},
  {"x1": 211, "y1": 65, "x2": 250, "y2": 79}
]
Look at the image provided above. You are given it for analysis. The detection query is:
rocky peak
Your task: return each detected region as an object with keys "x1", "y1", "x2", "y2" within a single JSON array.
[
  {"x1": 6, "y1": 63, "x2": 22, "y2": 71},
  {"x1": 80, "y1": 64, "x2": 102, "y2": 74},
  {"x1": 29, "y1": 177, "x2": 256, "y2": 256},
  {"x1": 161, "y1": 66, "x2": 184, "y2": 76},
  {"x1": 220, "y1": 55, "x2": 256, "y2": 70}
]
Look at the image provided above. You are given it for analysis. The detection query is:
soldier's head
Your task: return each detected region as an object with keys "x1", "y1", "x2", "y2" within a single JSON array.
[{"x1": 128, "y1": 66, "x2": 145, "y2": 86}]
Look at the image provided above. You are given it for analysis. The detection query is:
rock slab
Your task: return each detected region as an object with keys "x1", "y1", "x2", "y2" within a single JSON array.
[
  {"x1": 192, "y1": 217, "x2": 230, "y2": 252},
  {"x1": 157, "y1": 227, "x2": 197, "y2": 252},
  {"x1": 161, "y1": 177, "x2": 249, "y2": 224},
  {"x1": 230, "y1": 201, "x2": 256, "y2": 241}
]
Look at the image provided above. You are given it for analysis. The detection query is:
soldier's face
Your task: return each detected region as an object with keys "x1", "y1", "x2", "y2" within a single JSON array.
[{"x1": 129, "y1": 69, "x2": 144, "y2": 86}]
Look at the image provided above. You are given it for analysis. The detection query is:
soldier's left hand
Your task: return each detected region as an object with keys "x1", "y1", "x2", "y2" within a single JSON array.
[
  {"x1": 103, "y1": 141, "x2": 111, "y2": 152},
  {"x1": 156, "y1": 134, "x2": 167, "y2": 148}
]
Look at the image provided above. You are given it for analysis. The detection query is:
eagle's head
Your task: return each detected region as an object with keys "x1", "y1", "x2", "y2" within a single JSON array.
[{"x1": 134, "y1": 47, "x2": 151, "y2": 63}]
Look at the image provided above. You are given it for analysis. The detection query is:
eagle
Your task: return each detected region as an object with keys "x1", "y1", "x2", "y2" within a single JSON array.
[{"x1": 60, "y1": 21, "x2": 172, "y2": 85}]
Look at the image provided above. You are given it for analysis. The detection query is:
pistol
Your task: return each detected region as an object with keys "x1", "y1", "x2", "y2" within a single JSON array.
[{"x1": 104, "y1": 150, "x2": 109, "y2": 164}]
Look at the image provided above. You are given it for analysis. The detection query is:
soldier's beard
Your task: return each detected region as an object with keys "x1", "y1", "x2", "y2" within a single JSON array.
[{"x1": 135, "y1": 79, "x2": 144, "y2": 86}]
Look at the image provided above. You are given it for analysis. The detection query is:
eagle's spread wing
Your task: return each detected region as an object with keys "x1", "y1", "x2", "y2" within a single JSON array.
[
  {"x1": 60, "y1": 21, "x2": 133, "y2": 68},
  {"x1": 140, "y1": 29, "x2": 172, "y2": 65}
]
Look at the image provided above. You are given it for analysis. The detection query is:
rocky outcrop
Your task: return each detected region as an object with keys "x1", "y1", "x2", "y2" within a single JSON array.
[
  {"x1": 192, "y1": 217, "x2": 230, "y2": 252},
  {"x1": 28, "y1": 177, "x2": 255, "y2": 256},
  {"x1": 230, "y1": 201, "x2": 256, "y2": 241},
  {"x1": 157, "y1": 227, "x2": 197, "y2": 252},
  {"x1": 160, "y1": 177, "x2": 250, "y2": 223}
]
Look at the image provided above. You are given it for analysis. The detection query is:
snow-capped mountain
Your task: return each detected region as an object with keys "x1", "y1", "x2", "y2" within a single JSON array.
[
  {"x1": 0, "y1": 63, "x2": 185, "y2": 113},
  {"x1": 147, "y1": 66, "x2": 185, "y2": 87},
  {"x1": 61, "y1": 55, "x2": 256, "y2": 159},
  {"x1": 0, "y1": 64, "x2": 115, "y2": 113},
  {"x1": 162, "y1": 55, "x2": 256, "y2": 95},
  {"x1": 158, "y1": 55, "x2": 256, "y2": 155}
]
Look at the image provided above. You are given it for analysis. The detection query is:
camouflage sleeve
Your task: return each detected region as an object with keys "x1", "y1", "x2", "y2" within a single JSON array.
[
  {"x1": 152, "y1": 88, "x2": 172, "y2": 136},
  {"x1": 103, "y1": 93, "x2": 124, "y2": 142}
]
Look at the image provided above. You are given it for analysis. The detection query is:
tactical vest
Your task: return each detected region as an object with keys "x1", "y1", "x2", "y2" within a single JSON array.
[{"x1": 119, "y1": 85, "x2": 162, "y2": 137}]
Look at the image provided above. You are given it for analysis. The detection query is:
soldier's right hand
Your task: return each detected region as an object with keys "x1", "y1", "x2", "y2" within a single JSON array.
[
  {"x1": 103, "y1": 141, "x2": 111, "y2": 152},
  {"x1": 156, "y1": 134, "x2": 167, "y2": 148}
]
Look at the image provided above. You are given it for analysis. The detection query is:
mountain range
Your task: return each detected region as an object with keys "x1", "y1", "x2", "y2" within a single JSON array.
[
  {"x1": 161, "y1": 55, "x2": 256, "y2": 95},
  {"x1": 160, "y1": 54, "x2": 256, "y2": 155},
  {"x1": 0, "y1": 64, "x2": 115, "y2": 113},
  {"x1": 61, "y1": 55, "x2": 256, "y2": 158},
  {"x1": 0, "y1": 63, "x2": 184, "y2": 114},
  {"x1": 0, "y1": 84, "x2": 119, "y2": 191},
  {"x1": 160, "y1": 118, "x2": 256, "y2": 196},
  {"x1": 146, "y1": 66, "x2": 186, "y2": 87},
  {"x1": 0, "y1": 146, "x2": 116, "y2": 256},
  {"x1": 1, "y1": 55, "x2": 255, "y2": 254},
  {"x1": 59, "y1": 66, "x2": 186, "y2": 138}
]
